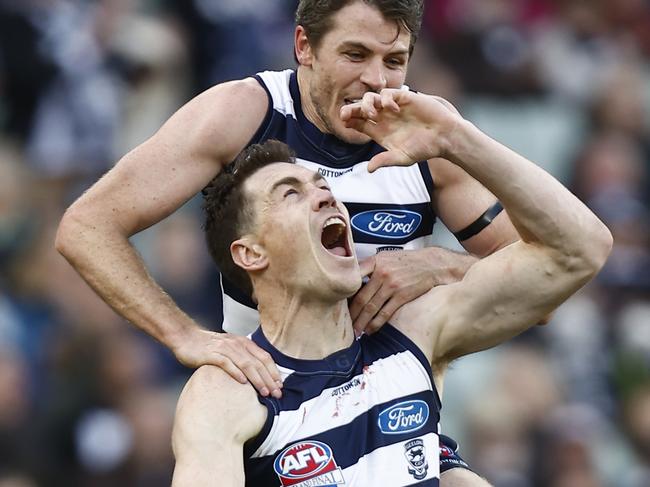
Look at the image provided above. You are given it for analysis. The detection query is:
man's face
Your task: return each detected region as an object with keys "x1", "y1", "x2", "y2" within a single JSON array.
[
  {"x1": 244, "y1": 163, "x2": 361, "y2": 300},
  {"x1": 302, "y1": 1, "x2": 411, "y2": 144}
]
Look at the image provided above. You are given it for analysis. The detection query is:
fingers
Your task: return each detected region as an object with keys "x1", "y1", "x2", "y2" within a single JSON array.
[
  {"x1": 367, "y1": 151, "x2": 410, "y2": 172},
  {"x1": 353, "y1": 290, "x2": 409, "y2": 336},
  {"x1": 211, "y1": 354, "x2": 248, "y2": 384},
  {"x1": 213, "y1": 334, "x2": 283, "y2": 398},
  {"x1": 359, "y1": 255, "x2": 376, "y2": 279},
  {"x1": 360, "y1": 91, "x2": 382, "y2": 119},
  {"x1": 349, "y1": 272, "x2": 383, "y2": 322},
  {"x1": 380, "y1": 89, "x2": 401, "y2": 113},
  {"x1": 341, "y1": 89, "x2": 405, "y2": 122},
  {"x1": 246, "y1": 340, "x2": 283, "y2": 384},
  {"x1": 364, "y1": 295, "x2": 405, "y2": 334},
  {"x1": 341, "y1": 115, "x2": 374, "y2": 135},
  {"x1": 351, "y1": 282, "x2": 395, "y2": 336},
  {"x1": 340, "y1": 103, "x2": 368, "y2": 122}
]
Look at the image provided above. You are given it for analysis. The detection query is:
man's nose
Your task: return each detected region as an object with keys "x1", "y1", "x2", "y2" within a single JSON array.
[
  {"x1": 360, "y1": 58, "x2": 387, "y2": 92},
  {"x1": 312, "y1": 187, "x2": 337, "y2": 211}
]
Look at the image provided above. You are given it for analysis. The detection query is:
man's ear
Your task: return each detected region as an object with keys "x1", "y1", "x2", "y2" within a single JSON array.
[
  {"x1": 294, "y1": 25, "x2": 313, "y2": 66},
  {"x1": 231, "y1": 237, "x2": 268, "y2": 272}
]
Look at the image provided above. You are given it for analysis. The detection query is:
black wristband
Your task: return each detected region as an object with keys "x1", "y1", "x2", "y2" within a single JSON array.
[{"x1": 453, "y1": 202, "x2": 504, "y2": 242}]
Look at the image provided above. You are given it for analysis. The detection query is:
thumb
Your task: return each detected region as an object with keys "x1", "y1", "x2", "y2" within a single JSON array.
[
  {"x1": 359, "y1": 255, "x2": 376, "y2": 278},
  {"x1": 367, "y1": 150, "x2": 410, "y2": 173}
]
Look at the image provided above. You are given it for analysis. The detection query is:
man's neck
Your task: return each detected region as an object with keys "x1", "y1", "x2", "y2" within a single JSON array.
[{"x1": 256, "y1": 288, "x2": 355, "y2": 360}]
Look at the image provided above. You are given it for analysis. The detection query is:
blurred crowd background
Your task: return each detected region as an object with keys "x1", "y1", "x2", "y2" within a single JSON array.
[{"x1": 1, "y1": 0, "x2": 649, "y2": 486}]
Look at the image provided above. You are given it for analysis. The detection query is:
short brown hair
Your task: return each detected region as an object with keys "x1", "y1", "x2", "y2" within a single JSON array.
[
  {"x1": 296, "y1": 0, "x2": 424, "y2": 56},
  {"x1": 203, "y1": 140, "x2": 296, "y2": 297}
]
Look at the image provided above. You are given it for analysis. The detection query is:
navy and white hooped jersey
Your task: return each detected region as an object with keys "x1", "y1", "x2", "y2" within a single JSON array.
[
  {"x1": 244, "y1": 324, "x2": 442, "y2": 486},
  {"x1": 221, "y1": 70, "x2": 438, "y2": 334}
]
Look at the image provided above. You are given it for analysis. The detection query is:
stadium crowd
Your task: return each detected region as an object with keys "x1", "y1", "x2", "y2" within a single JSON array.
[{"x1": 0, "y1": 1, "x2": 649, "y2": 486}]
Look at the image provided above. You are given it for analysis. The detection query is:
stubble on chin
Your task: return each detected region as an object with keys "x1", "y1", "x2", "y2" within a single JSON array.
[{"x1": 309, "y1": 74, "x2": 369, "y2": 144}]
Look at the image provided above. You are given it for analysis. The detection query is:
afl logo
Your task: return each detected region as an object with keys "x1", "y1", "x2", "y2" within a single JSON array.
[
  {"x1": 273, "y1": 440, "x2": 345, "y2": 486},
  {"x1": 378, "y1": 400, "x2": 429, "y2": 434},
  {"x1": 351, "y1": 210, "x2": 422, "y2": 239}
]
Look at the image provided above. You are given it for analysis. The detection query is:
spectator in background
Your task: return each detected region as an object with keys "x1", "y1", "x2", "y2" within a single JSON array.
[{"x1": 0, "y1": 0, "x2": 648, "y2": 485}]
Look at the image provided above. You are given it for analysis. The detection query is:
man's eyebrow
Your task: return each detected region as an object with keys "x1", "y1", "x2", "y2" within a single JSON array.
[
  {"x1": 270, "y1": 176, "x2": 301, "y2": 194},
  {"x1": 340, "y1": 41, "x2": 371, "y2": 52},
  {"x1": 312, "y1": 172, "x2": 328, "y2": 186},
  {"x1": 270, "y1": 172, "x2": 327, "y2": 193},
  {"x1": 340, "y1": 41, "x2": 409, "y2": 56}
]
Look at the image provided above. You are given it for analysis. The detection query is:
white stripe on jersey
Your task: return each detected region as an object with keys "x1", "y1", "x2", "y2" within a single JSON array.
[
  {"x1": 340, "y1": 432, "x2": 440, "y2": 485},
  {"x1": 221, "y1": 288, "x2": 259, "y2": 335},
  {"x1": 296, "y1": 158, "x2": 431, "y2": 205},
  {"x1": 252, "y1": 350, "x2": 433, "y2": 458},
  {"x1": 222, "y1": 70, "x2": 437, "y2": 335},
  {"x1": 257, "y1": 69, "x2": 295, "y2": 117}
]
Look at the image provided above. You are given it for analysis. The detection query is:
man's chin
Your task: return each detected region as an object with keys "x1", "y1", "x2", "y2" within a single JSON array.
[
  {"x1": 333, "y1": 276, "x2": 363, "y2": 299},
  {"x1": 335, "y1": 127, "x2": 372, "y2": 145}
]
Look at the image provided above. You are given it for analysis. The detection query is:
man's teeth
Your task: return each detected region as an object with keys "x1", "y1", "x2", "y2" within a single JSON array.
[{"x1": 324, "y1": 216, "x2": 345, "y2": 228}]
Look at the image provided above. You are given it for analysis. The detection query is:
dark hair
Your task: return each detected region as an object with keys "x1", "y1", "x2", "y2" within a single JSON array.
[
  {"x1": 203, "y1": 140, "x2": 296, "y2": 297},
  {"x1": 295, "y1": 0, "x2": 424, "y2": 56}
]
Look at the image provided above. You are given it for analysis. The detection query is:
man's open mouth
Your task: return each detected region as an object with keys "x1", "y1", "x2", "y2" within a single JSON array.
[{"x1": 321, "y1": 216, "x2": 351, "y2": 257}]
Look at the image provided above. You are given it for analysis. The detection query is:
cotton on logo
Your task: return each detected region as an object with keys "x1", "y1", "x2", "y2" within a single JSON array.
[{"x1": 273, "y1": 440, "x2": 345, "y2": 486}]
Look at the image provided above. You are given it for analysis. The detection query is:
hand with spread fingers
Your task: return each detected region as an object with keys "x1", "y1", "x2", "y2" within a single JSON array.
[{"x1": 340, "y1": 89, "x2": 464, "y2": 172}]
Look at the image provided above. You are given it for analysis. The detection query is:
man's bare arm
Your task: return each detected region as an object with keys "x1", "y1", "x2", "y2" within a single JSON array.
[
  {"x1": 172, "y1": 365, "x2": 266, "y2": 486},
  {"x1": 430, "y1": 156, "x2": 520, "y2": 256},
  {"x1": 431, "y1": 155, "x2": 554, "y2": 328},
  {"x1": 55, "y1": 79, "x2": 283, "y2": 396},
  {"x1": 423, "y1": 116, "x2": 612, "y2": 365},
  {"x1": 340, "y1": 89, "x2": 612, "y2": 370},
  {"x1": 349, "y1": 141, "x2": 520, "y2": 336}
]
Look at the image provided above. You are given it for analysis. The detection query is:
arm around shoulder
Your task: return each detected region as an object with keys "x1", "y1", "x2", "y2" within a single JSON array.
[
  {"x1": 172, "y1": 365, "x2": 267, "y2": 487},
  {"x1": 54, "y1": 77, "x2": 268, "y2": 356}
]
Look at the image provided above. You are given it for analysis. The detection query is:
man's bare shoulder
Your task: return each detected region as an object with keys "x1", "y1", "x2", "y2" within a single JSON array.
[
  {"x1": 389, "y1": 285, "x2": 453, "y2": 363},
  {"x1": 194, "y1": 77, "x2": 268, "y2": 115},
  {"x1": 154, "y1": 76, "x2": 269, "y2": 168},
  {"x1": 176, "y1": 365, "x2": 267, "y2": 443},
  {"x1": 181, "y1": 364, "x2": 263, "y2": 410},
  {"x1": 175, "y1": 76, "x2": 268, "y2": 134},
  {"x1": 172, "y1": 366, "x2": 267, "y2": 485}
]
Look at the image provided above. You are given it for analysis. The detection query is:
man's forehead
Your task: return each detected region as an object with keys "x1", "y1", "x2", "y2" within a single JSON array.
[
  {"x1": 248, "y1": 163, "x2": 324, "y2": 191},
  {"x1": 329, "y1": 2, "x2": 411, "y2": 50}
]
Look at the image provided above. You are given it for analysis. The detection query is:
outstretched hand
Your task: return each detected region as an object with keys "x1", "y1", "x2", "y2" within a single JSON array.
[
  {"x1": 339, "y1": 89, "x2": 463, "y2": 172},
  {"x1": 173, "y1": 328, "x2": 283, "y2": 398}
]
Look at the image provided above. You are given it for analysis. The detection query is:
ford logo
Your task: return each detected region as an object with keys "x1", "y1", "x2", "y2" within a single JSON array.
[
  {"x1": 378, "y1": 400, "x2": 429, "y2": 434},
  {"x1": 351, "y1": 210, "x2": 422, "y2": 239}
]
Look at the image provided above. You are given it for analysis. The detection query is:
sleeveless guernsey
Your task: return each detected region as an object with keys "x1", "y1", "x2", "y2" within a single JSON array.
[
  {"x1": 244, "y1": 324, "x2": 442, "y2": 486},
  {"x1": 222, "y1": 70, "x2": 438, "y2": 334}
]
